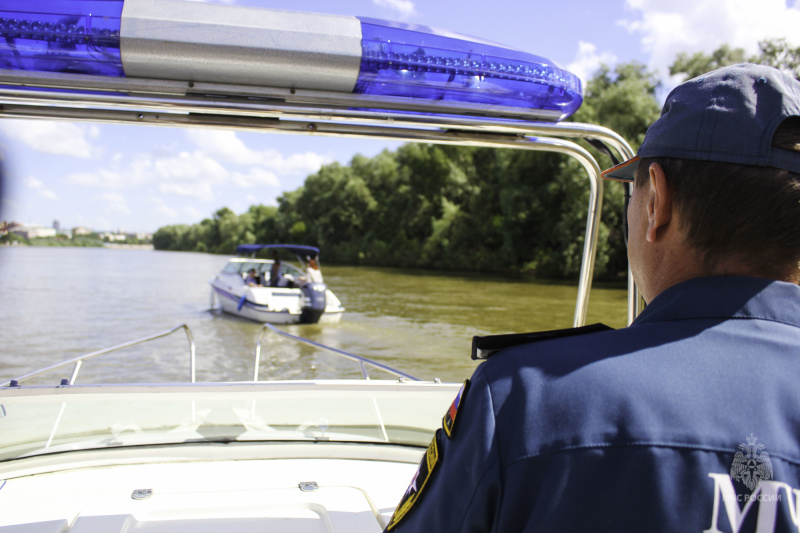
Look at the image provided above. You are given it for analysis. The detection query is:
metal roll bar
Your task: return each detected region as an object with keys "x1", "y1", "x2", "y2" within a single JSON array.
[
  {"x1": 0, "y1": 70, "x2": 637, "y2": 327},
  {"x1": 253, "y1": 324, "x2": 419, "y2": 382},
  {"x1": 1, "y1": 324, "x2": 197, "y2": 387}
]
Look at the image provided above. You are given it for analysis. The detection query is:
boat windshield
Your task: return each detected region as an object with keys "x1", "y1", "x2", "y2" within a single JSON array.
[
  {"x1": 0, "y1": 382, "x2": 456, "y2": 463},
  {"x1": 221, "y1": 260, "x2": 305, "y2": 278}
]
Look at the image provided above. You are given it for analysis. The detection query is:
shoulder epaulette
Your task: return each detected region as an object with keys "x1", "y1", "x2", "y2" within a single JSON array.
[{"x1": 471, "y1": 323, "x2": 614, "y2": 360}]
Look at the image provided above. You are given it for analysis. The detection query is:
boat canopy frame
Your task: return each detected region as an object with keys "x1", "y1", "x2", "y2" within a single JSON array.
[
  {"x1": 0, "y1": 69, "x2": 638, "y2": 326},
  {"x1": 237, "y1": 244, "x2": 321, "y2": 263}
]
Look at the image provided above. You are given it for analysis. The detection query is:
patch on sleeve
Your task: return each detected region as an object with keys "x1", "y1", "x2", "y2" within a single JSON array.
[
  {"x1": 442, "y1": 379, "x2": 470, "y2": 439},
  {"x1": 386, "y1": 429, "x2": 442, "y2": 530}
]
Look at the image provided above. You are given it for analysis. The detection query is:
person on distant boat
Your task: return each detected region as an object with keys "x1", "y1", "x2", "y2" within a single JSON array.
[
  {"x1": 269, "y1": 251, "x2": 281, "y2": 287},
  {"x1": 245, "y1": 268, "x2": 261, "y2": 287},
  {"x1": 386, "y1": 64, "x2": 800, "y2": 533},
  {"x1": 304, "y1": 257, "x2": 324, "y2": 285},
  {"x1": 277, "y1": 272, "x2": 296, "y2": 288}
]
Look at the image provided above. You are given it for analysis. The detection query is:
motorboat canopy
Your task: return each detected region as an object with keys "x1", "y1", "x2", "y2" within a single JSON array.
[{"x1": 237, "y1": 244, "x2": 321, "y2": 260}]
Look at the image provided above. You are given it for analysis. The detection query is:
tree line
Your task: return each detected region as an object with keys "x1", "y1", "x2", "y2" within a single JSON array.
[{"x1": 153, "y1": 41, "x2": 800, "y2": 279}]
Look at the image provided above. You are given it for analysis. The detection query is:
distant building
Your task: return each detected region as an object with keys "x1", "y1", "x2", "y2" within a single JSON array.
[
  {"x1": 126, "y1": 232, "x2": 153, "y2": 242},
  {"x1": 11, "y1": 224, "x2": 56, "y2": 239},
  {"x1": 72, "y1": 227, "x2": 92, "y2": 236},
  {"x1": 53, "y1": 220, "x2": 60, "y2": 231},
  {"x1": 101, "y1": 232, "x2": 127, "y2": 242}
]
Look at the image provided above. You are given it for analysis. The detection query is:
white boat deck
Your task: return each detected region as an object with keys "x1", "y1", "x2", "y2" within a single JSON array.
[
  {"x1": 0, "y1": 446, "x2": 422, "y2": 532},
  {"x1": 0, "y1": 381, "x2": 456, "y2": 533}
]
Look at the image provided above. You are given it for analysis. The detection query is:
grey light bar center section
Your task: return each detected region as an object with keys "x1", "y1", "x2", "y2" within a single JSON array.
[{"x1": 120, "y1": 0, "x2": 363, "y2": 92}]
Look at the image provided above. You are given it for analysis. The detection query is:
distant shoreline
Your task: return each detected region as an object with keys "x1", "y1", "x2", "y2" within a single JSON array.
[
  {"x1": 104, "y1": 243, "x2": 155, "y2": 250},
  {"x1": 1, "y1": 241, "x2": 154, "y2": 249}
]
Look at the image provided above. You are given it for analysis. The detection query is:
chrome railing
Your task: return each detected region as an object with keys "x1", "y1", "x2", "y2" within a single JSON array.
[
  {"x1": 253, "y1": 323, "x2": 419, "y2": 382},
  {"x1": 1, "y1": 324, "x2": 197, "y2": 387}
]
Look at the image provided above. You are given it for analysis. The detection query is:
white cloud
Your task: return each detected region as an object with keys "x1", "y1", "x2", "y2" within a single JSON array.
[
  {"x1": 185, "y1": 130, "x2": 330, "y2": 175},
  {"x1": 91, "y1": 215, "x2": 112, "y2": 231},
  {"x1": 371, "y1": 0, "x2": 417, "y2": 18},
  {"x1": 622, "y1": 0, "x2": 800, "y2": 82},
  {"x1": 23, "y1": 177, "x2": 58, "y2": 200},
  {"x1": 152, "y1": 151, "x2": 228, "y2": 183},
  {"x1": 68, "y1": 150, "x2": 227, "y2": 200},
  {"x1": 230, "y1": 168, "x2": 280, "y2": 188},
  {"x1": 567, "y1": 42, "x2": 618, "y2": 90},
  {"x1": 180, "y1": 206, "x2": 203, "y2": 220},
  {"x1": 68, "y1": 168, "x2": 135, "y2": 189},
  {"x1": 157, "y1": 182, "x2": 215, "y2": 202},
  {"x1": 149, "y1": 198, "x2": 179, "y2": 219},
  {"x1": 186, "y1": 130, "x2": 261, "y2": 165},
  {"x1": 63, "y1": 132, "x2": 328, "y2": 207},
  {"x1": 0, "y1": 120, "x2": 99, "y2": 159},
  {"x1": 272, "y1": 152, "x2": 330, "y2": 175},
  {"x1": 98, "y1": 192, "x2": 131, "y2": 215}
]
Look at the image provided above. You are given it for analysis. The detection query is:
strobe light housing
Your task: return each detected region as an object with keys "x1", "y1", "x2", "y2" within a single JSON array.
[
  {"x1": 356, "y1": 18, "x2": 582, "y2": 119},
  {"x1": 0, "y1": 0, "x2": 124, "y2": 77},
  {"x1": 0, "y1": 0, "x2": 583, "y2": 120}
]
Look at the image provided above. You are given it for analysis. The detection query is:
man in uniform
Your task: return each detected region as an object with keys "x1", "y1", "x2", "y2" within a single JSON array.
[{"x1": 385, "y1": 64, "x2": 800, "y2": 532}]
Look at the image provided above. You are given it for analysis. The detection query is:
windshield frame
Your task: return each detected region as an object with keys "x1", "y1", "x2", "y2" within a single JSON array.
[{"x1": 0, "y1": 380, "x2": 460, "y2": 464}]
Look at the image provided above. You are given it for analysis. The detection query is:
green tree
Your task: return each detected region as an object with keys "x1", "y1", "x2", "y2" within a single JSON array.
[
  {"x1": 152, "y1": 224, "x2": 189, "y2": 251},
  {"x1": 570, "y1": 62, "x2": 661, "y2": 278},
  {"x1": 574, "y1": 61, "x2": 661, "y2": 149},
  {"x1": 248, "y1": 204, "x2": 280, "y2": 244},
  {"x1": 670, "y1": 45, "x2": 753, "y2": 80},
  {"x1": 669, "y1": 40, "x2": 800, "y2": 82},
  {"x1": 758, "y1": 38, "x2": 800, "y2": 79}
]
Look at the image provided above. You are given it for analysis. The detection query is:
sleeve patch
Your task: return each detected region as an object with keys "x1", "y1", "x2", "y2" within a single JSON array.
[
  {"x1": 442, "y1": 379, "x2": 470, "y2": 439},
  {"x1": 386, "y1": 429, "x2": 442, "y2": 530}
]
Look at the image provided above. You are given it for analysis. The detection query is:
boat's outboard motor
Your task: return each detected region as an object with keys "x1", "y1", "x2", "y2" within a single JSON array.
[{"x1": 300, "y1": 283, "x2": 327, "y2": 323}]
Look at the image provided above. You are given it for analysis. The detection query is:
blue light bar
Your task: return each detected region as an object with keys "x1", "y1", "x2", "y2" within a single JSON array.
[
  {"x1": 0, "y1": 0, "x2": 123, "y2": 77},
  {"x1": 0, "y1": 0, "x2": 583, "y2": 119},
  {"x1": 356, "y1": 18, "x2": 582, "y2": 118}
]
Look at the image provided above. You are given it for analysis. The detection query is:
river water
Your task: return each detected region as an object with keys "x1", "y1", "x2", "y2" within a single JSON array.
[{"x1": 0, "y1": 246, "x2": 627, "y2": 385}]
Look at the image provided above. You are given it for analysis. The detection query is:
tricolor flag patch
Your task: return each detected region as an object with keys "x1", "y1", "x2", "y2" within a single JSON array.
[{"x1": 442, "y1": 379, "x2": 470, "y2": 439}]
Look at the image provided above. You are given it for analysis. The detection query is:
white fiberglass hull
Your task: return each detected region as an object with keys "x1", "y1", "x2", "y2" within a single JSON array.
[{"x1": 210, "y1": 279, "x2": 345, "y2": 325}]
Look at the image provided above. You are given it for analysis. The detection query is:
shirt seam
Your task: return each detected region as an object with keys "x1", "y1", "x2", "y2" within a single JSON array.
[
  {"x1": 634, "y1": 313, "x2": 800, "y2": 330},
  {"x1": 454, "y1": 365, "x2": 502, "y2": 533},
  {"x1": 502, "y1": 440, "x2": 800, "y2": 469}
]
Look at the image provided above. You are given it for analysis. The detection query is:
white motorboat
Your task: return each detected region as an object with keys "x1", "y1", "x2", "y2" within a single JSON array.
[
  {"x1": 210, "y1": 244, "x2": 345, "y2": 324},
  {"x1": 0, "y1": 0, "x2": 636, "y2": 531}
]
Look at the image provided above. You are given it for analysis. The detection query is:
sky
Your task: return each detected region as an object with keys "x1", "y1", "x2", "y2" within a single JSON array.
[{"x1": 1, "y1": 0, "x2": 799, "y2": 233}]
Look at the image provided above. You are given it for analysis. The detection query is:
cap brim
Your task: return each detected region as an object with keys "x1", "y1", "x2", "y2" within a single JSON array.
[{"x1": 601, "y1": 156, "x2": 640, "y2": 182}]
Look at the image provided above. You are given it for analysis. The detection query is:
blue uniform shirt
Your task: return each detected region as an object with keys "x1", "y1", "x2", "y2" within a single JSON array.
[{"x1": 386, "y1": 276, "x2": 800, "y2": 532}]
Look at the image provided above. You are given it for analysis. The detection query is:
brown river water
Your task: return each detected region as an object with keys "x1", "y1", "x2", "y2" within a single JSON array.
[{"x1": 0, "y1": 246, "x2": 627, "y2": 385}]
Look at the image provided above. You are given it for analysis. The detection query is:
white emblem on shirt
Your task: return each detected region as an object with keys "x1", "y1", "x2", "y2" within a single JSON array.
[
  {"x1": 731, "y1": 434, "x2": 773, "y2": 491},
  {"x1": 704, "y1": 435, "x2": 800, "y2": 533}
]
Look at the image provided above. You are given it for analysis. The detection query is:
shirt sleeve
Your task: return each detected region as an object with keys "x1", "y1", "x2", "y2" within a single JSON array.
[{"x1": 385, "y1": 365, "x2": 503, "y2": 533}]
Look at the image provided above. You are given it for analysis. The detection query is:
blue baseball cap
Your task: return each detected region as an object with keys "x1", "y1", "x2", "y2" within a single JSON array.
[{"x1": 602, "y1": 63, "x2": 800, "y2": 182}]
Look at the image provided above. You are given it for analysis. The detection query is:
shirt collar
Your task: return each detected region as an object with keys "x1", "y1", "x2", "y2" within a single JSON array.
[{"x1": 632, "y1": 276, "x2": 800, "y2": 328}]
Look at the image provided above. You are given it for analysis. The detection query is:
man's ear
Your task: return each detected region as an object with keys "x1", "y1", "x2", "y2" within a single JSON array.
[{"x1": 645, "y1": 162, "x2": 673, "y2": 243}]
